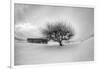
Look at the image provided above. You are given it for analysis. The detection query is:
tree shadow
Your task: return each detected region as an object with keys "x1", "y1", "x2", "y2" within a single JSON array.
[{"x1": 42, "y1": 43, "x2": 80, "y2": 51}]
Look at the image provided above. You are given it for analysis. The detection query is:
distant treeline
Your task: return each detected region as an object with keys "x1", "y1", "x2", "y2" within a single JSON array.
[{"x1": 27, "y1": 38, "x2": 48, "y2": 44}]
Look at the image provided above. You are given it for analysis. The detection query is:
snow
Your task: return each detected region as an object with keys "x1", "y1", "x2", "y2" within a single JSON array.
[{"x1": 14, "y1": 38, "x2": 94, "y2": 65}]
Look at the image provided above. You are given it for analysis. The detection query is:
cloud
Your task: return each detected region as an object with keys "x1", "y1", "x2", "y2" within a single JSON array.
[
  {"x1": 15, "y1": 23, "x2": 37, "y2": 31},
  {"x1": 15, "y1": 23, "x2": 42, "y2": 38}
]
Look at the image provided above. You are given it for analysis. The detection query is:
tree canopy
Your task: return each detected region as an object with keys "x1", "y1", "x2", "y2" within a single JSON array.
[{"x1": 42, "y1": 22, "x2": 75, "y2": 46}]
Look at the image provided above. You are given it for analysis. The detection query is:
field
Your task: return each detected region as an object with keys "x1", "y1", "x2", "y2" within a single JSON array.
[{"x1": 14, "y1": 38, "x2": 94, "y2": 65}]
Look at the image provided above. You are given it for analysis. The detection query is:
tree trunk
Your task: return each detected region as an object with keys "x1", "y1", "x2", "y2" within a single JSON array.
[{"x1": 59, "y1": 41, "x2": 63, "y2": 46}]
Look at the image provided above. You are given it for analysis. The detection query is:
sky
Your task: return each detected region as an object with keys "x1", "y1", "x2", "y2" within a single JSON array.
[{"x1": 14, "y1": 3, "x2": 94, "y2": 40}]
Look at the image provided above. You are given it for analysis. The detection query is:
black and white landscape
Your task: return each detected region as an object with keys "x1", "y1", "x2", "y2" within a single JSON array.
[{"x1": 14, "y1": 3, "x2": 94, "y2": 65}]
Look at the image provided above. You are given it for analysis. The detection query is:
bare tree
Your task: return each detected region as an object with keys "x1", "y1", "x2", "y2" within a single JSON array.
[{"x1": 42, "y1": 22, "x2": 75, "y2": 46}]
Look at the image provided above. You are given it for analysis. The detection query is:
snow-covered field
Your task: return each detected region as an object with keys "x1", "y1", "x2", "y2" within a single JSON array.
[{"x1": 14, "y1": 38, "x2": 94, "y2": 65}]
